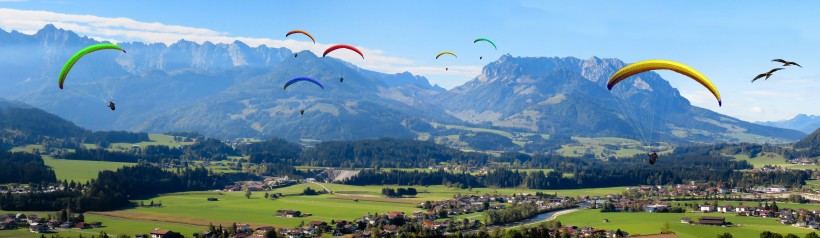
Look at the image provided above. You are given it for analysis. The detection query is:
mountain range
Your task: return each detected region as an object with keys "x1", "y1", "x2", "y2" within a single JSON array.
[
  {"x1": 757, "y1": 114, "x2": 820, "y2": 134},
  {"x1": 0, "y1": 25, "x2": 805, "y2": 147}
]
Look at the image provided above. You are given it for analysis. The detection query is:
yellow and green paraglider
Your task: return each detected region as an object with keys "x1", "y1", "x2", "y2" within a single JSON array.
[
  {"x1": 436, "y1": 51, "x2": 457, "y2": 71},
  {"x1": 435, "y1": 51, "x2": 457, "y2": 59},
  {"x1": 58, "y1": 43, "x2": 126, "y2": 89},
  {"x1": 607, "y1": 59, "x2": 722, "y2": 106}
]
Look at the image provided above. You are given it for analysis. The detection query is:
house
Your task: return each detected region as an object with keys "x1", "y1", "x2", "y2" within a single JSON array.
[
  {"x1": 681, "y1": 217, "x2": 692, "y2": 224},
  {"x1": 765, "y1": 187, "x2": 787, "y2": 193},
  {"x1": 74, "y1": 222, "x2": 87, "y2": 229},
  {"x1": 699, "y1": 205, "x2": 715, "y2": 212},
  {"x1": 644, "y1": 204, "x2": 668, "y2": 213},
  {"x1": 256, "y1": 226, "x2": 275, "y2": 232},
  {"x1": 276, "y1": 210, "x2": 301, "y2": 218},
  {"x1": 736, "y1": 205, "x2": 750, "y2": 212},
  {"x1": 150, "y1": 228, "x2": 183, "y2": 238},
  {"x1": 698, "y1": 217, "x2": 726, "y2": 226},
  {"x1": 236, "y1": 223, "x2": 252, "y2": 233},
  {"x1": 383, "y1": 224, "x2": 399, "y2": 235},
  {"x1": 307, "y1": 221, "x2": 327, "y2": 228},
  {"x1": 387, "y1": 211, "x2": 405, "y2": 219},
  {"x1": 717, "y1": 205, "x2": 734, "y2": 213},
  {"x1": 29, "y1": 223, "x2": 49, "y2": 233}
]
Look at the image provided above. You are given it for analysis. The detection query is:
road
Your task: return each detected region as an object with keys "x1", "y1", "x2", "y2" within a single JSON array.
[{"x1": 310, "y1": 181, "x2": 332, "y2": 194}]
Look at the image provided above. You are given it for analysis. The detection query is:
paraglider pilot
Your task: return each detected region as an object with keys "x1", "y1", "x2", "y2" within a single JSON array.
[
  {"x1": 300, "y1": 109, "x2": 305, "y2": 116},
  {"x1": 108, "y1": 101, "x2": 116, "y2": 111},
  {"x1": 340, "y1": 76, "x2": 344, "y2": 83},
  {"x1": 648, "y1": 150, "x2": 658, "y2": 165}
]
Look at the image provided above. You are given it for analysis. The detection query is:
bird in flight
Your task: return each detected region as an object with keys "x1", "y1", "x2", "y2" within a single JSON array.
[
  {"x1": 752, "y1": 68, "x2": 784, "y2": 82},
  {"x1": 772, "y1": 59, "x2": 802, "y2": 68}
]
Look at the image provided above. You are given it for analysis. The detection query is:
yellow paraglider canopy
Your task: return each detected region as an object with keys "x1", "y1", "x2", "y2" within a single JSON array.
[{"x1": 607, "y1": 59, "x2": 722, "y2": 106}]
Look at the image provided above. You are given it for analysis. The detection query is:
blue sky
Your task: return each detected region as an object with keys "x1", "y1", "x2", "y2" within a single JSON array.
[{"x1": 1, "y1": 0, "x2": 819, "y2": 122}]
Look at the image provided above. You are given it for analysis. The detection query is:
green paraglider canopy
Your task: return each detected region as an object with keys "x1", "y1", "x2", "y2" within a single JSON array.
[{"x1": 58, "y1": 43, "x2": 126, "y2": 89}]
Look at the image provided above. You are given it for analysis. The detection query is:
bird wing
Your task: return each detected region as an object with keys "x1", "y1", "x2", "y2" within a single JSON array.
[
  {"x1": 753, "y1": 74, "x2": 766, "y2": 82},
  {"x1": 790, "y1": 62, "x2": 802, "y2": 67},
  {"x1": 772, "y1": 59, "x2": 786, "y2": 63},
  {"x1": 770, "y1": 68, "x2": 785, "y2": 73}
]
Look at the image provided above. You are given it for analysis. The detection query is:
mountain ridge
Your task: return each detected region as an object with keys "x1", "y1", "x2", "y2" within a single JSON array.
[
  {"x1": 0, "y1": 25, "x2": 805, "y2": 146},
  {"x1": 757, "y1": 114, "x2": 820, "y2": 134}
]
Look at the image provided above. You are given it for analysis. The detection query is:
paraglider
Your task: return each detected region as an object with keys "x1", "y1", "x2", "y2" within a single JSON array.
[
  {"x1": 285, "y1": 30, "x2": 316, "y2": 43},
  {"x1": 286, "y1": 30, "x2": 315, "y2": 57},
  {"x1": 283, "y1": 77, "x2": 324, "y2": 90},
  {"x1": 436, "y1": 52, "x2": 457, "y2": 71},
  {"x1": 108, "y1": 101, "x2": 116, "y2": 111},
  {"x1": 284, "y1": 77, "x2": 324, "y2": 116},
  {"x1": 648, "y1": 151, "x2": 658, "y2": 165},
  {"x1": 58, "y1": 43, "x2": 126, "y2": 89},
  {"x1": 753, "y1": 68, "x2": 784, "y2": 82},
  {"x1": 323, "y1": 44, "x2": 364, "y2": 59},
  {"x1": 772, "y1": 59, "x2": 801, "y2": 67},
  {"x1": 473, "y1": 38, "x2": 497, "y2": 50},
  {"x1": 607, "y1": 60, "x2": 722, "y2": 163},
  {"x1": 474, "y1": 38, "x2": 497, "y2": 60},
  {"x1": 435, "y1": 51, "x2": 457, "y2": 59},
  {"x1": 607, "y1": 59, "x2": 722, "y2": 106}
]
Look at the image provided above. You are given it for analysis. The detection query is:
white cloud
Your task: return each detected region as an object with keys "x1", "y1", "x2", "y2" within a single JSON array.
[
  {"x1": 0, "y1": 8, "x2": 480, "y2": 87},
  {"x1": 750, "y1": 106, "x2": 763, "y2": 113}
]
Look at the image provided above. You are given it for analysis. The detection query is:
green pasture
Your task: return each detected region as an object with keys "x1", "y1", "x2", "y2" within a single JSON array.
[{"x1": 555, "y1": 208, "x2": 815, "y2": 238}]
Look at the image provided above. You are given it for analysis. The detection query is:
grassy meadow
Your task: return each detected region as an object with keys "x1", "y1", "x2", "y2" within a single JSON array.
[
  {"x1": 555, "y1": 208, "x2": 817, "y2": 238},
  {"x1": 42, "y1": 156, "x2": 134, "y2": 183}
]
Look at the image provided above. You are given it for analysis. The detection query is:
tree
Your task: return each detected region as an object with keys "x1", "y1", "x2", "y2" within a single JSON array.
[
  {"x1": 786, "y1": 234, "x2": 800, "y2": 238},
  {"x1": 761, "y1": 231, "x2": 784, "y2": 238},
  {"x1": 805, "y1": 232, "x2": 820, "y2": 238},
  {"x1": 718, "y1": 232, "x2": 733, "y2": 238},
  {"x1": 263, "y1": 229, "x2": 277, "y2": 238},
  {"x1": 660, "y1": 221, "x2": 671, "y2": 234},
  {"x1": 264, "y1": 192, "x2": 269, "y2": 199},
  {"x1": 245, "y1": 189, "x2": 252, "y2": 199}
]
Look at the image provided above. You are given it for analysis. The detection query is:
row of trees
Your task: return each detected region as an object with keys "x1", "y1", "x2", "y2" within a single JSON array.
[
  {"x1": 343, "y1": 146, "x2": 809, "y2": 189},
  {"x1": 0, "y1": 166, "x2": 227, "y2": 211},
  {"x1": 380, "y1": 187, "x2": 418, "y2": 197}
]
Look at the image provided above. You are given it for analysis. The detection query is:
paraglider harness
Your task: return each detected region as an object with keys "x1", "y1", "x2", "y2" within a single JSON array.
[
  {"x1": 300, "y1": 109, "x2": 305, "y2": 115},
  {"x1": 648, "y1": 151, "x2": 658, "y2": 165},
  {"x1": 108, "y1": 101, "x2": 116, "y2": 111}
]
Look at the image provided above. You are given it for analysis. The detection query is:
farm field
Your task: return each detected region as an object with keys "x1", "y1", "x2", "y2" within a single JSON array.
[
  {"x1": 42, "y1": 156, "x2": 134, "y2": 182},
  {"x1": 0, "y1": 184, "x2": 632, "y2": 238},
  {"x1": 126, "y1": 190, "x2": 419, "y2": 228},
  {"x1": 0, "y1": 209, "x2": 203, "y2": 238},
  {"x1": 557, "y1": 137, "x2": 649, "y2": 158},
  {"x1": 108, "y1": 134, "x2": 193, "y2": 152},
  {"x1": 316, "y1": 183, "x2": 627, "y2": 201},
  {"x1": 554, "y1": 208, "x2": 817, "y2": 238}
]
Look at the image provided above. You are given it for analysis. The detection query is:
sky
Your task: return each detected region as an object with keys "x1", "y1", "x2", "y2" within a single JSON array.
[{"x1": 0, "y1": 0, "x2": 819, "y2": 122}]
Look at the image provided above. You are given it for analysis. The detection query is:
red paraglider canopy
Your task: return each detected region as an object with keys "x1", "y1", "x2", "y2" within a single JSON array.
[{"x1": 323, "y1": 44, "x2": 364, "y2": 59}]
